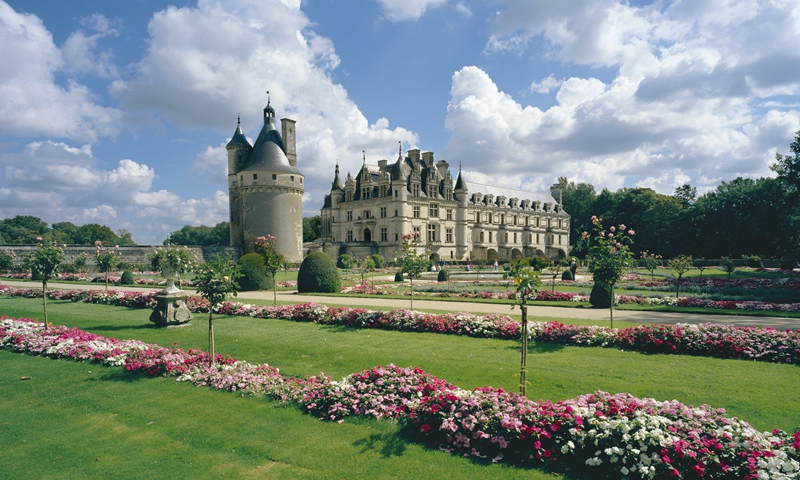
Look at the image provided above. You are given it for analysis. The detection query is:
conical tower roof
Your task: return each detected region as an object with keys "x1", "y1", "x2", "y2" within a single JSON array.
[
  {"x1": 226, "y1": 116, "x2": 251, "y2": 148},
  {"x1": 332, "y1": 162, "x2": 343, "y2": 190},
  {"x1": 241, "y1": 103, "x2": 300, "y2": 174},
  {"x1": 454, "y1": 166, "x2": 468, "y2": 191}
]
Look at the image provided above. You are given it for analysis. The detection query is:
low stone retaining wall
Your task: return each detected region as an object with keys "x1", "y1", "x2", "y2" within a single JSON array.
[{"x1": 1, "y1": 245, "x2": 242, "y2": 266}]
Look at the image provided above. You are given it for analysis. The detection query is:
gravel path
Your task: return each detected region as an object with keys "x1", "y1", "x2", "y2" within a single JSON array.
[{"x1": 3, "y1": 280, "x2": 797, "y2": 330}]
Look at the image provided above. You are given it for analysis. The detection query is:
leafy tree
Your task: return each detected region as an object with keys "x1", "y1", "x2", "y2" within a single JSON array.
[
  {"x1": 0, "y1": 249, "x2": 15, "y2": 277},
  {"x1": 193, "y1": 254, "x2": 242, "y2": 365},
  {"x1": 52, "y1": 222, "x2": 79, "y2": 244},
  {"x1": 116, "y1": 229, "x2": 137, "y2": 246},
  {"x1": 640, "y1": 251, "x2": 662, "y2": 281},
  {"x1": 771, "y1": 129, "x2": 800, "y2": 198},
  {"x1": 585, "y1": 216, "x2": 635, "y2": 328},
  {"x1": 166, "y1": 222, "x2": 229, "y2": 246},
  {"x1": 720, "y1": 256, "x2": 736, "y2": 279},
  {"x1": 504, "y1": 264, "x2": 541, "y2": 397},
  {"x1": 23, "y1": 239, "x2": 64, "y2": 329},
  {"x1": 303, "y1": 216, "x2": 322, "y2": 242},
  {"x1": 254, "y1": 235, "x2": 285, "y2": 306},
  {"x1": 72, "y1": 224, "x2": 120, "y2": 245},
  {"x1": 0, "y1": 216, "x2": 49, "y2": 244},
  {"x1": 673, "y1": 184, "x2": 697, "y2": 207},
  {"x1": 94, "y1": 241, "x2": 121, "y2": 290},
  {"x1": 358, "y1": 257, "x2": 376, "y2": 285},
  {"x1": 399, "y1": 231, "x2": 428, "y2": 310},
  {"x1": 558, "y1": 177, "x2": 597, "y2": 258},
  {"x1": 668, "y1": 255, "x2": 693, "y2": 299}
]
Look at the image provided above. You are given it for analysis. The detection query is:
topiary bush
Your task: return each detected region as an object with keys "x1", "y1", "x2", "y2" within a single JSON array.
[
  {"x1": 337, "y1": 254, "x2": 353, "y2": 269},
  {"x1": 561, "y1": 269, "x2": 574, "y2": 281},
  {"x1": 437, "y1": 269, "x2": 449, "y2": 282},
  {"x1": 369, "y1": 254, "x2": 383, "y2": 269},
  {"x1": 590, "y1": 281, "x2": 612, "y2": 308},
  {"x1": 237, "y1": 253, "x2": 274, "y2": 291},
  {"x1": 298, "y1": 252, "x2": 341, "y2": 293},
  {"x1": 120, "y1": 270, "x2": 135, "y2": 285},
  {"x1": 394, "y1": 270, "x2": 404, "y2": 282}
]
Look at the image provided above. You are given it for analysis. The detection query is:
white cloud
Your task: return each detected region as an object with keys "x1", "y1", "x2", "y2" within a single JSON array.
[
  {"x1": 115, "y1": 0, "x2": 418, "y2": 214},
  {"x1": 0, "y1": 141, "x2": 228, "y2": 244},
  {"x1": 375, "y1": 0, "x2": 447, "y2": 22},
  {"x1": 0, "y1": 2, "x2": 123, "y2": 142},
  {"x1": 62, "y1": 14, "x2": 121, "y2": 78},
  {"x1": 529, "y1": 74, "x2": 562, "y2": 94}
]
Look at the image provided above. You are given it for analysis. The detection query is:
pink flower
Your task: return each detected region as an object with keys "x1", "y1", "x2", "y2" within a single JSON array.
[
  {"x1": 610, "y1": 226, "x2": 615, "y2": 232},
  {"x1": 628, "y1": 230, "x2": 635, "y2": 235},
  {"x1": 620, "y1": 224, "x2": 626, "y2": 230},
  {"x1": 36, "y1": 236, "x2": 43, "y2": 241}
]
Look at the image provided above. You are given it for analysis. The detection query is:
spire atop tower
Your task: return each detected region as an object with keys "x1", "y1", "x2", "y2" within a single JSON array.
[
  {"x1": 362, "y1": 150, "x2": 366, "y2": 165},
  {"x1": 332, "y1": 160, "x2": 343, "y2": 190},
  {"x1": 263, "y1": 89, "x2": 275, "y2": 118}
]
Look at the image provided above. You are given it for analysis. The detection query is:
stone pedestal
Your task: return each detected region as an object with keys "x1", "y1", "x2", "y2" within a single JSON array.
[{"x1": 149, "y1": 290, "x2": 193, "y2": 327}]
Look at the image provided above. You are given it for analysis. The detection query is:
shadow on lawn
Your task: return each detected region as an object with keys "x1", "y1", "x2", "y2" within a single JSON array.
[
  {"x1": 87, "y1": 323, "x2": 160, "y2": 332},
  {"x1": 352, "y1": 432, "x2": 407, "y2": 458},
  {"x1": 505, "y1": 341, "x2": 566, "y2": 355},
  {"x1": 95, "y1": 369, "x2": 149, "y2": 383}
]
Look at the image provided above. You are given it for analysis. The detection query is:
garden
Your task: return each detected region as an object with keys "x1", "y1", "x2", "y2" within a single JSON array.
[{"x1": 2, "y1": 234, "x2": 800, "y2": 479}]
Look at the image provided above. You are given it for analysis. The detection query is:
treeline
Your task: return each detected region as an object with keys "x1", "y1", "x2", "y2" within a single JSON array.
[
  {"x1": 0, "y1": 216, "x2": 136, "y2": 246},
  {"x1": 164, "y1": 217, "x2": 323, "y2": 246}
]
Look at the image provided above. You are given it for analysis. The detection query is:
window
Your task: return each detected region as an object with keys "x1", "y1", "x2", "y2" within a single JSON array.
[
  {"x1": 412, "y1": 184, "x2": 420, "y2": 196},
  {"x1": 446, "y1": 209, "x2": 453, "y2": 220},
  {"x1": 253, "y1": 174, "x2": 258, "y2": 180},
  {"x1": 381, "y1": 227, "x2": 388, "y2": 242},
  {"x1": 413, "y1": 226, "x2": 421, "y2": 236},
  {"x1": 362, "y1": 188, "x2": 370, "y2": 199},
  {"x1": 395, "y1": 233, "x2": 399, "y2": 241},
  {"x1": 428, "y1": 185, "x2": 437, "y2": 197},
  {"x1": 347, "y1": 230, "x2": 354, "y2": 242},
  {"x1": 513, "y1": 216, "x2": 517, "y2": 226},
  {"x1": 487, "y1": 213, "x2": 492, "y2": 224},
  {"x1": 347, "y1": 211, "x2": 353, "y2": 221},
  {"x1": 450, "y1": 251, "x2": 454, "y2": 259},
  {"x1": 395, "y1": 209, "x2": 398, "y2": 217},
  {"x1": 500, "y1": 215, "x2": 505, "y2": 225},
  {"x1": 429, "y1": 203, "x2": 439, "y2": 218},
  {"x1": 446, "y1": 228, "x2": 453, "y2": 243},
  {"x1": 427, "y1": 224, "x2": 436, "y2": 242},
  {"x1": 380, "y1": 185, "x2": 387, "y2": 197},
  {"x1": 240, "y1": 175, "x2": 243, "y2": 182},
  {"x1": 504, "y1": 232, "x2": 508, "y2": 243},
  {"x1": 489, "y1": 231, "x2": 493, "y2": 243},
  {"x1": 380, "y1": 207, "x2": 387, "y2": 218},
  {"x1": 480, "y1": 231, "x2": 484, "y2": 242},
  {"x1": 513, "y1": 232, "x2": 517, "y2": 243},
  {"x1": 536, "y1": 233, "x2": 540, "y2": 244},
  {"x1": 290, "y1": 175, "x2": 294, "y2": 181},
  {"x1": 346, "y1": 191, "x2": 353, "y2": 202},
  {"x1": 395, "y1": 189, "x2": 398, "y2": 197},
  {"x1": 363, "y1": 210, "x2": 371, "y2": 219},
  {"x1": 413, "y1": 206, "x2": 420, "y2": 218},
  {"x1": 525, "y1": 216, "x2": 529, "y2": 226},
  {"x1": 272, "y1": 174, "x2": 277, "y2": 180},
  {"x1": 547, "y1": 218, "x2": 552, "y2": 228}
]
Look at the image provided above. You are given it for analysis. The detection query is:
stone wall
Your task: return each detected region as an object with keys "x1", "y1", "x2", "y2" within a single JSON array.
[{"x1": 2, "y1": 245, "x2": 242, "y2": 267}]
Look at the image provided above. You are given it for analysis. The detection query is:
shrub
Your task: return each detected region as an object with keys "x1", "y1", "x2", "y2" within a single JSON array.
[
  {"x1": 297, "y1": 252, "x2": 341, "y2": 293},
  {"x1": 237, "y1": 253, "x2": 274, "y2": 291},
  {"x1": 561, "y1": 269, "x2": 574, "y2": 281},
  {"x1": 394, "y1": 271, "x2": 404, "y2": 282},
  {"x1": 437, "y1": 269, "x2": 449, "y2": 282},
  {"x1": 369, "y1": 253, "x2": 384, "y2": 269},
  {"x1": 590, "y1": 282, "x2": 612, "y2": 308},
  {"x1": 744, "y1": 254, "x2": 763, "y2": 268},
  {"x1": 780, "y1": 256, "x2": 798, "y2": 270},
  {"x1": 120, "y1": 270, "x2": 135, "y2": 285},
  {"x1": 31, "y1": 268, "x2": 42, "y2": 281},
  {"x1": 337, "y1": 254, "x2": 353, "y2": 269}
]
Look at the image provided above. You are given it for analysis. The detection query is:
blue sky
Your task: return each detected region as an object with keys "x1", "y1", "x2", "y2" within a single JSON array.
[{"x1": 1, "y1": 0, "x2": 799, "y2": 244}]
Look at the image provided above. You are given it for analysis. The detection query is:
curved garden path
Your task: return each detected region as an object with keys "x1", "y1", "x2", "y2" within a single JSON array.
[{"x1": 3, "y1": 279, "x2": 797, "y2": 330}]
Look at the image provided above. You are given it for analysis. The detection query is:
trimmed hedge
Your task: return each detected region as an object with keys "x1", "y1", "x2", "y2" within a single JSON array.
[
  {"x1": 237, "y1": 253, "x2": 274, "y2": 291},
  {"x1": 589, "y1": 281, "x2": 612, "y2": 308},
  {"x1": 298, "y1": 252, "x2": 341, "y2": 293},
  {"x1": 437, "y1": 269, "x2": 449, "y2": 282},
  {"x1": 120, "y1": 270, "x2": 135, "y2": 285},
  {"x1": 561, "y1": 269, "x2": 574, "y2": 281},
  {"x1": 394, "y1": 271, "x2": 404, "y2": 282}
]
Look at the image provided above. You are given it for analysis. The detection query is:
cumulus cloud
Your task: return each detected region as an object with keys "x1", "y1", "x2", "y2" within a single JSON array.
[
  {"x1": 442, "y1": 0, "x2": 800, "y2": 194},
  {"x1": 375, "y1": 0, "x2": 447, "y2": 22},
  {"x1": 115, "y1": 0, "x2": 418, "y2": 213},
  {"x1": 62, "y1": 13, "x2": 121, "y2": 78},
  {"x1": 0, "y1": 141, "x2": 228, "y2": 244},
  {"x1": 0, "y1": 2, "x2": 123, "y2": 142}
]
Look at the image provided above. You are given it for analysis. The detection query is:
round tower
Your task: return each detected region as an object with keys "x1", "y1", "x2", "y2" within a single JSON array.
[
  {"x1": 226, "y1": 115, "x2": 252, "y2": 247},
  {"x1": 454, "y1": 165, "x2": 469, "y2": 260},
  {"x1": 228, "y1": 97, "x2": 304, "y2": 262}
]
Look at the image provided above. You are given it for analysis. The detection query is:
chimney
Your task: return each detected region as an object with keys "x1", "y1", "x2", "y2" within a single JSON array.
[{"x1": 281, "y1": 118, "x2": 297, "y2": 167}]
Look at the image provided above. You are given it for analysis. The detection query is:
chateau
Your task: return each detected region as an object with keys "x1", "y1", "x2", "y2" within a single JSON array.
[
  {"x1": 318, "y1": 147, "x2": 570, "y2": 263},
  {"x1": 226, "y1": 98, "x2": 304, "y2": 262}
]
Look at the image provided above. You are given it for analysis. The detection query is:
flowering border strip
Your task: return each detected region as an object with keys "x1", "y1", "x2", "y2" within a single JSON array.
[
  {"x1": 1, "y1": 316, "x2": 798, "y2": 479},
  {"x1": 1, "y1": 285, "x2": 799, "y2": 366}
]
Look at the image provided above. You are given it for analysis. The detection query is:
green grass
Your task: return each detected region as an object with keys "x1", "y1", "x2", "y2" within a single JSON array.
[{"x1": 3, "y1": 296, "x2": 800, "y2": 478}]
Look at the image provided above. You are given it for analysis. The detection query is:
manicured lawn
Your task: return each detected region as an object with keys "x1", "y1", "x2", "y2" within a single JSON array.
[{"x1": 3, "y1": 296, "x2": 799, "y2": 478}]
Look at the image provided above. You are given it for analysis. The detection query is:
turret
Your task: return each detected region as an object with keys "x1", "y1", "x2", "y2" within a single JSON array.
[{"x1": 226, "y1": 115, "x2": 252, "y2": 175}]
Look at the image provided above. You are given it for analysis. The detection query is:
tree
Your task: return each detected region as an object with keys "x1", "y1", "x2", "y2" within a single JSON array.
[
  {"x1": 558, "y1": 177, "x2": 597, "y2": 258},
  {"x1": 303, "y1": 216, "x2": 322, "y2": 242},
  {"x1": 505, "y1": 264, "x2": 541, "y2": 397},
  {"x1": 720, "y1": 256, "x2": 736, "y2": 279},
  {"x1": 399, "y1": 231, "x2": 428, "y2": 310},
  {"x1": 23, "y1": 239, "x2": 64, "y2": 329},
  {"x1": 584, "y1": 216, "x2": 635, "y2": 329},
  {"x1": 771, "y1": 129, "x2": 800, "y2": 198},
  {"x1": 0, "y1": 249, "x2": 15, "y2": 278},
  {"x1": 254, "y1": 235, "x2": 285, "y2": 306},
  {"x1": 640, "y1": 251, "x2": 662, "y2": 281},
  {"x1": 94, "y1": 241, "x2": 121, "y2": 290},
  {"x1": 72, "y1": 224, "x2": 120, "y2": 245},
  {"x1": 668, "y1": 255, "x2": 693, "y2": 299},
  {"x1": 673, "y1": 184, "x2": 697, "y2": 207},
  {"x1": 358, "y1": 257, "x2": 376, "y2": 285},
  {"x1": 166, "y1": 222, "x2": 229, "y2": 246},
  {"x1": 193, "y1": 255, "x2": 242, "y2": 366},
  {"x1": 546, "y1": 261, "x2": 565, "y2": 292},
  {"x1": 0, "y1": 216, "x2": 49, "y2": 244}
]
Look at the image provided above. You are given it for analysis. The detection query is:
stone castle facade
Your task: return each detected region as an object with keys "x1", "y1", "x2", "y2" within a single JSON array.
[
  {"x1": 226, "y1": 99, "x2": 304, "y2": 262},
  {"x1": 317, "y1": 147, "x2": 570, "y2": 263}
]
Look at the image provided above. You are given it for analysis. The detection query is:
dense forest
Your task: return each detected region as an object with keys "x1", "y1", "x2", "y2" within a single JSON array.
[{"x1": 0, "y1": 216, "x2": 137, "y2": 246}]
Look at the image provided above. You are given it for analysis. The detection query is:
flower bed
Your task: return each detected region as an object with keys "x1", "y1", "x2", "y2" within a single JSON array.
[
  {"x1": 1, "y1": 316, "x2": 798, "y2": 479},
  {"x1": 2, "y1": 285, "x2": 800, "y2": 366}
]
